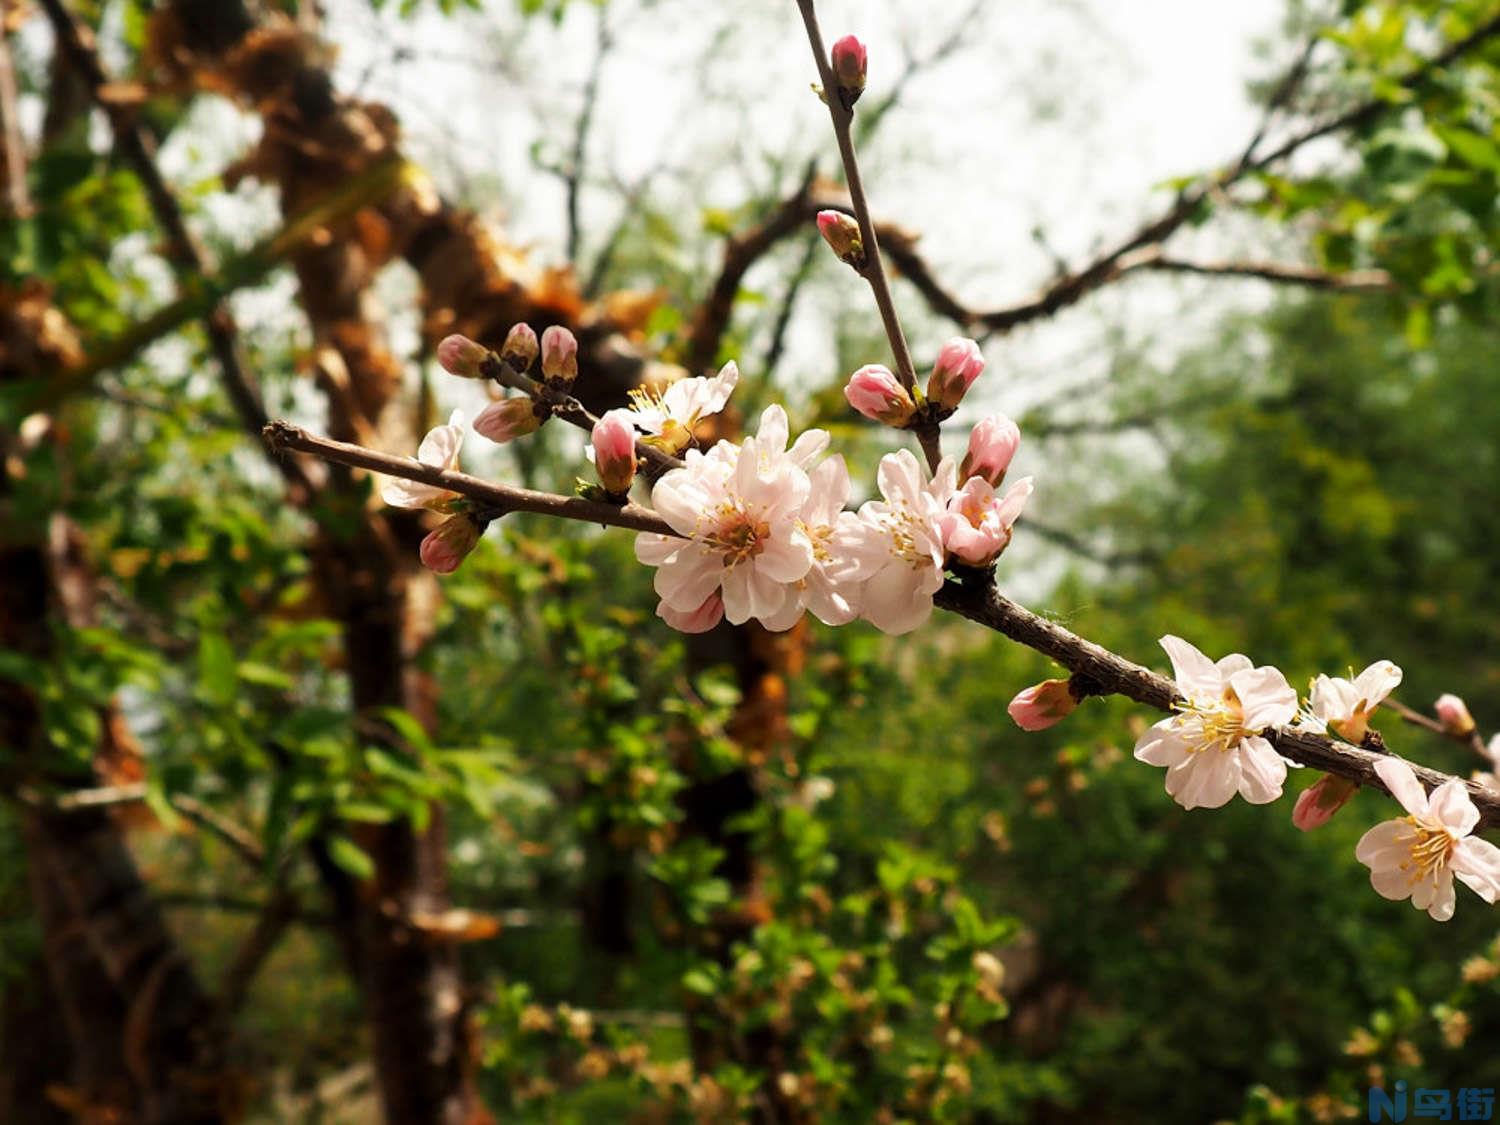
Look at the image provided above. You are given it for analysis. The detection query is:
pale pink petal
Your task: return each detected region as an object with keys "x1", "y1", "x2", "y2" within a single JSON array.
[
  {"x1": 1214, "y1": 653, "x2": 1254, "y2": 679},
  {"x1": 658, "y1": 592, "x2": 724, "y2": 634},
  {"x1": 1235, "y1": 735, "x2": 1287, "y2": 804},
  {"x1": 1351, "y1": 661, "x2": 1402, "y2": 708},
  {"x1": 1355, "y1": 820, "x2": 1416, "y2": 867},
  {"x1": 754, "y1": 531, "x2": 815, "y2": 584},
  {"x1": 861, "y1": 563, "x2": 934, "y2": 635},
  {"x1": 1369, "y1": 864, "x2": 1414, "y2": 902},
  {"x1": 1229, "y1": 666, "x2": 1298, "y2": 729},
  {"x1": 1426, "y1": 877, "x2": 1457, "y2": 921},
  {"x1": 1374, "y1": 757, "x2": 1430, "y2": 819},
  {"x1": 1429, "y1": 779, "x2": 1480, "y2": 837},
  {"x1": 635, "y1": 532, "x2": 685, "y2": 566},
  {"x1": 1453, "y1": 837, "x2": 1500, "y2": 904},
  {"x1": 382, "y1": 478, "x2": 450, "y2": 509},
  {"x1": 1133, "y1": 722, "x2": 1190, "y2": 767},
  {"x1": 654, "y1": 551, "x2": 724, "y2": 612},
  {"x1": 1166, "y1": 752, "x2": 1239, "y2": 810},
  {"x1": 1158, "y1": 635, "x2": 1220, "y2": 697}
]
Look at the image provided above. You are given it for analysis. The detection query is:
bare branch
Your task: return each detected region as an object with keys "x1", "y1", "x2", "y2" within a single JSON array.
[{"x1": 565, "y1": 3, "x2": 614, "y2": 265}]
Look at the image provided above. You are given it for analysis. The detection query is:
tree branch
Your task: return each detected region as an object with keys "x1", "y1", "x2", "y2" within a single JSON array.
[
  {"x1": 272, "y1": 419, "x2": 1500, "y2": 829},
  {"x1": 794, "y1": 0, "x2": 941, "y2": 471}
]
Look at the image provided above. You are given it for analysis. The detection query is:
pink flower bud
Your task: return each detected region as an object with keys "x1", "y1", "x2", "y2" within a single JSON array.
[
  {"x1": 816, "y1": 209, "x2": 863, "y2": 266},
  {"x1": 436, "y1": 334, "x2": 488, "y2": 379},
  {"x1": 657, "y1": 592, "x2": 724, "y2": 634},
  {"x1": 1435, "y1": 693, "x2": 1476, "y2": 736},
  {"x1": 473, "y1": 397, "x2": 543, "y2": 444},
  {"x1": 844, "y1": 364, "x2": 915, "y2": 427},
  {"x1": 830, "y1": 34, "x2": 867, "y2": 106},
  {"x1": 419, "y1": 514, "x2": 480, "y2": 574},
  {"x1": 1007, "y1": 679, "x2": 1077, "y2": 731},
  {"x1": 926, "y1": 337, "x2": 985, "y2": 411},
  {"x1": 1291, "y1": 774, "x2": 1358, "y2": 831},
  {"x1": 540, "y1": 325, "x2": 579, "y2": 386},
  {"x1": 502, "y1": 322, "x2": 539, "y2": 371},
  {"x1": 959, "y1": 414, "x2": 1021, "y2": 487},
  {"x1": 592, "y1": 408, "x2": 638, "y2": 496}
]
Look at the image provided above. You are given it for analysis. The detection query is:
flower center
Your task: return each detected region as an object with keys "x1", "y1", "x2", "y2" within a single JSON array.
[
  {"x1": 803, "y1": 522, "x2": 833, "y2": 564},
  {"x1": 701, "y1": 503, "x2": 768, "y2": 567},
  {"x1": 1399, "y1": 818, "x2": 1455, "y2": 888},
  {"x1": 1171, "y1": 691, "x2": 1247, "y2": 754},
  {"x1": 882, "y1": 502, "x2": 929, "y2": 568}
]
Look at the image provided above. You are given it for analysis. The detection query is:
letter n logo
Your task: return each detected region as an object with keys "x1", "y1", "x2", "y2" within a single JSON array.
[{"x1": 1369, "y1": 1081, "x2": 1408, "y2": 1122}]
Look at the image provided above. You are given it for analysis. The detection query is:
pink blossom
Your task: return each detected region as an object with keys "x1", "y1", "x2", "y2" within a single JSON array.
[
  {"x1": 1007, "y1": 679, "x2": 1076, "y2": 731},
  {"x1": 473, "y1": 397, "x2": 543, "y2": 444},
  {"x1": 1133, "y1": 636, "x2": 1297, "y2": 809},
  {"x1": 844, "y1": 364, "x2": 916, "y2": 427},
  {"x1": 382, "y1": 409, "x2": 465, "y2": 510},
  {"x1": 591, "y1": 408, "x2": 638, "y2": 495},
  {"x1": 816, "y1": 210, "x2": 862, "y2": 264},
  {"x1": 540, "y1": 325, "x2": 579, "y2": 385},
  {"x1": 626, "y1": 361, "x2": 739, "y2": 454},
  {"x1": 635, "y1": 414, "x2": 813, "y2": 629},
  {"x1": 419, "y1": 514, "x2": 480, "y2": 574},
  {"x1": 1291, "y1": 775, "x2": 1359, "y2": 831},
  {"x1": 789, "y1": 453, "x2": 864, "y2": 627},
  {"x1": 657, "y1": 591, "x2": 724, "y2": 634},
  {"x1": 926, "y1": 337, "x2": 985, "y2": 411},
  {"x1": 837, "y1": 450, "x2": 956, "y2": 635},
  {"x1": 437, "y1": 335, "x2": 487, "y2": 379},
  {"x1": 959, "y1": 414, "x2": 1021, "y2": 487},
  {"x1": 1356, "y1": 757, "x2": 1500, "y2": 921},
  {"x1": 1435, "y1": 693, "x2": 1476, "y2": 736},
  {"x1": 939, "y1": 476, "x2": 1033, "y2": 567},
  {"x1": 502, "y1": 322, "x2": 539, "y2": 371},
  {"x1": 1305, "y1": 661, "x2": 1402, "y2": 743}
]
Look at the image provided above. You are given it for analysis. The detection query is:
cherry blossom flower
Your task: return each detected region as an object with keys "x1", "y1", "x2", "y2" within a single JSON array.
[
  {"x1": 1356, "y1": 757, "x2": 1500, "y2": 921},
  {"x1": 1305, "y1": 661, "x2": 1403, "y2": 743},
  {"x1": 1133, "y1": 636, "x2": 1298, "y2": 809},
  {"x1": 784, "y1": 454, "x2": 864, "y2": 628},
  {"x1": 839, "y1": 449, "x2": 956, "y2": 635},
  {"x1": 382, "y1": 409, "x2": 466, "y2": 510},
  {"x1": 1008, "y1": 679, "x2": 1076, "y2": 731},
  {"x1": 939, "y1": 475, "x2": 1033, "y2": 567},
  {"x1": 625, "y1": 361, "x2": 740, "y2": 454},
  {"x1": 635, "y1": 424, "x2": 812, "y2": 629}
]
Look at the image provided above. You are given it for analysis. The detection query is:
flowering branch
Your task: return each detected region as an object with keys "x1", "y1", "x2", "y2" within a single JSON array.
[
  {"x1": 794, "y1": 0, "x2": 942, "y2": 471},
  {"x1": 263, "y1": 419, "x2": 1500, "y2": 831}
]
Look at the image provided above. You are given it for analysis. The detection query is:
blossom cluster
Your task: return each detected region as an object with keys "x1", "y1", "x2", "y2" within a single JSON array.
[{"x1": 388, "y1": 323, "x2": 1030, "y2": 637}]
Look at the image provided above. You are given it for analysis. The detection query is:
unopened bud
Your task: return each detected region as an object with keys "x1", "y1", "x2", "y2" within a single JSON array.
[
  {"x1": 436, "y1": 334, "x2": 488, "y2": 379},
  {"x1": 1292, "y1": 774, "x2": 1358, "y2": 831},
  {"x1": 926, "y1": 337, "x2": 985, "y2": 411},
  {"x1": 830, "y1": 34, "x2": 867, "y2": 108},
  {"x1": 816, "y1": 209, "x2": 864, "y2": 267},
  {"x1": 1436, "y1": 694, "x2": 1476, "y2": 736},
  {"x1": 502, "y1": 322, "x2": 539, "y2": 371},
  {"x1": 419, "y1": 514, "x2": 480, "y2": 574},
  {"x1": 540, "y1": 325, "x2": 579, "y2": 386},
  {"x1": 844, "y1": 364, "x2": 915, "y2": 426},
  {"x1": 959, "y1": 414, "x2": 1021, "y2": 487},
  {"x1": 473, "y1": 397, "x2": 544, "y2": 444},
  {"x1": 591, "y1": 408, "x2": 638, "y2": 496},
  {"x1": 1006, "y1": 679, "x2": 1076, "y2": 731}
]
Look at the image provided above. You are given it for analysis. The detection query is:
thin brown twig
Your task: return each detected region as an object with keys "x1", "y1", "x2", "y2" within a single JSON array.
[
  {"x1": 273, "y1": 420, "x2": 1500, "y2": 829},
  {"x1": 1385, "y1": 697, "x2": 1490, "y2": 759}
]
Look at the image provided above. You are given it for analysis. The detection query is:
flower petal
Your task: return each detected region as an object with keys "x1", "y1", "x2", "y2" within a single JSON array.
[
  {"x1": 1373, "y1": 757, "x2": 1429, "y2": 819},
  {"x1": 1158, "y1": 635, "x2": 1220, "y2": 698},
  {"x1": 1235, "y1": 735, "x2": 1287, "y2": 804},
  {"x1": 1428, "y1": 779, "x2": 1480, "y2": 837},
  {"x1": 1453, "y1": 837, "x2": 1500, "y2": 904}
]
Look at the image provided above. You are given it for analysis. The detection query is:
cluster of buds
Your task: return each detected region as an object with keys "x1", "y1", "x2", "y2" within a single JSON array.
[{"x1": 842, "y1": 336, "x2": 990, "y2": 429}]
